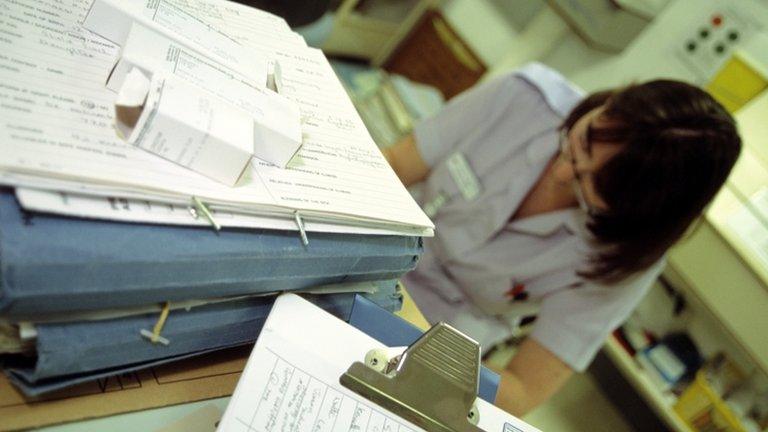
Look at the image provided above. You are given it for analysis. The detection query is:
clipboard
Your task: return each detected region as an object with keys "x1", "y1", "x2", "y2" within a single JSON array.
[
  {"x1": 340, "y1": 322, "x2": 484, "y2": 432},
  {"x1": 217, "y1": 294, "x2": 541, "y2": 432},
  {"x1": 347, "y1": 295, "x2": 500, "y2": 404}
]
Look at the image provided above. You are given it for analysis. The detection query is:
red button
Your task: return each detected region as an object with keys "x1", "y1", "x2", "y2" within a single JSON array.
[{"x1": 712, "y1": 15, "x2": 723, "y2": 26}]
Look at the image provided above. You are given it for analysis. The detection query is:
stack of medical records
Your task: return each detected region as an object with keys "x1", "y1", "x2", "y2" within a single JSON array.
[
  {"x1": 0, "y1": 0, "x2": 431, "y2": 396},
  {"x1": 0, "y1": 0, "x2": 434, "y2": 237}
]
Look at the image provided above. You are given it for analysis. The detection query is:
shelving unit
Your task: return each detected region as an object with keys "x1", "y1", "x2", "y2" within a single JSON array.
[
  {"x1": 604, "y1": 337, "x2": 695, "y2": 432},
  {"x1": 322, "y1": 0, "x2": 440, "y2": 64},
  {"x1": 666, "y1": 219, "x2": 768, "y2": 378}
]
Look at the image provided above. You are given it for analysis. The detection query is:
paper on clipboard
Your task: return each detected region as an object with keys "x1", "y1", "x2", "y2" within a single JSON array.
[{"x1": 217, "y1": 294, "x2": 540, "y2": 432}]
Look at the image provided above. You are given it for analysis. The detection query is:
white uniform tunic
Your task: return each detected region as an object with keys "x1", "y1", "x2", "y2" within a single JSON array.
[{"x1": 402, "y1": 63, "x2": 664, "y2": 372}]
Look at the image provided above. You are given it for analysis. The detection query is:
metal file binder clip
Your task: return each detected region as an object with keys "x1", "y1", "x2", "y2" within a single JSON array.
[
  {"x1": 190, "y1": 196, "x2": 221, "y2": 231},
  {"x1": 293, "y1": 211, "x2": 309, "y2": 246},
  {"x1": 140, "y1": 302, "x2": 171, "y2": 346},
  {"x1": 340, "y1": 322, "x2": 483, "y2": 432}
]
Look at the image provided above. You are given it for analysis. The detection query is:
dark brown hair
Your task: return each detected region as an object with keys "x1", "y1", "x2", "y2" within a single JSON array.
[{"x1": 562, "y1": 80, "x2": 741, "y2": 282}]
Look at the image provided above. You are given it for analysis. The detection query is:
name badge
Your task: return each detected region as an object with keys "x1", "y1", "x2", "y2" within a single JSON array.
[
  {"x1": 423, "y1": 192, "x2": 448, "y2": 218},
  {"x1": 446, "y1": 152, "x2": 482, "y2": 201}
]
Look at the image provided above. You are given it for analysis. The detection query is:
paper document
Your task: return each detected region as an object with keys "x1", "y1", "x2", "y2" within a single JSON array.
[
  {"x1": 15, "y1": 188, "x2": 431, "y2": 236},
  {"x1": 218, "y1": 294, "x2": 540, "y2": 432},
  {"x1": 16, "y1": 280, "x2": 381, "y2": 326},
  {"x1": 0, "y1": 0, "x2": 433, "y2": 234}
]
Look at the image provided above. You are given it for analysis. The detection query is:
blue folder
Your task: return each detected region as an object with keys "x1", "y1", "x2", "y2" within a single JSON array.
[
  {"x1": 6, "y1": 285, "x2": 402, "y2": 396},
  {"x1": 6, "y1": 290, "x2": 503, "y2": 404},
  {"x1": 0, "y1": 189, "x2": 422, "y2": 320}
]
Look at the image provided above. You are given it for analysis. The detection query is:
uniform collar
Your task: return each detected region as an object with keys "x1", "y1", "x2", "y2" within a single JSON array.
[
  {"x1": 507, "y1": 208, "x2": 590, "y2": 238},
  {"x1": 516, "y1": 62, "x2": 585, "y2": 117}
]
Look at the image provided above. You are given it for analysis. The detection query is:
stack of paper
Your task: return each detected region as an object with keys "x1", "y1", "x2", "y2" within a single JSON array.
[
  {"x1": 0, "y1": 0, "x2": 431, "y2": 399},
  {"x1": 0, "y1": 188, "x2": 421, "y2": 320},
  {"x1": 0, "y1": 0, "x2": 434, "y2": 237},
  {"x1": 0, "y1": 194, "x2": 419, "y2": 396},
  {"x1": 5, "y1": 287, "x2": 403, "y2": 396}
]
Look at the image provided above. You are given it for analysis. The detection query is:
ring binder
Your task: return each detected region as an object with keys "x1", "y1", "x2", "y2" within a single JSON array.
[
  {"x1": 191, "y1": 196, "x2": 221, "y2": 231},
  {"x1": 140, "y1": 302, "x2": 171, "y2": 346},
  {"x1": 294, "y1": 211, "x2": 309, "y2": 246}
]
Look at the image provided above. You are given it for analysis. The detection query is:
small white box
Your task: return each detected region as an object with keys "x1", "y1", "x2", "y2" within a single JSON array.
[
  {"x1": 108, "y1": 25, "x2": 303, "y2": 168},
  {"x1": 105, "y1": 24, "x2": 170, "y2": 92},
  {"x1": 85, "y1": 0, "x2": 268, "y2": 88},
  {"x1": 116, "y1": 70, "x2": 254, "y2": 186},
  {"x1": 83, "y1": 0, "x2": 138, "y2": 46},
  {"x1": 252, "y1": 89, "x2": 303, "y2": 168}
]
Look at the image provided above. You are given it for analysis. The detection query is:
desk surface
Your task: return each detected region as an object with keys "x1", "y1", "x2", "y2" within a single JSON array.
[
  {"x1": 395, "y1": 284, "x2": 431, "y2": 331},
  {"x1": 32, "y1": 290, "x2": 430, "y2": 432}
]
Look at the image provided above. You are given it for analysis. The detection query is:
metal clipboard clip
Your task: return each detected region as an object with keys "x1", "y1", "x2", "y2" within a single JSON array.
[{"x1": 340, "y1": 322, "x2": 483, "y2": 432}]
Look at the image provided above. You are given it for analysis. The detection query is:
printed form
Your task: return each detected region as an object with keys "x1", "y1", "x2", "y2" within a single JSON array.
[{"x1": 218, "y1": 294, "x2": 541, "y2": 432}]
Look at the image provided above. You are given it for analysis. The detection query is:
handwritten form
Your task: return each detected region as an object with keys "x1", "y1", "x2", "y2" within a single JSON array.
[
  {"x1": 225, "y1": 341, "x2": 418, "y2": 432},
  {"x1": 0, "y1": 0, "x2": 433, "y2": 234},
  {"x1": 218, "y1": 294, "x2": 541, "y2": 432}
]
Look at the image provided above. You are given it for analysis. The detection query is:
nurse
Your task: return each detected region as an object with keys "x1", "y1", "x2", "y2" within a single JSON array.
[{"x1": 384, "y1": 63, "x2": 741, "y2": 416}]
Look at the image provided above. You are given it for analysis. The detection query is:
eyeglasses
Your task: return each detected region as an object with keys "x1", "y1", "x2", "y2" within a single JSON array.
[{"x1": 559, "y1": 128, "x2": 600, "y2": 216}]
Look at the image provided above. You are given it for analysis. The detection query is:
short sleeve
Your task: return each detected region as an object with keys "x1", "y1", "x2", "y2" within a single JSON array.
[
  {"x1": 412, "y1": 74, "x2": 522, "y2": 168},
  {"x1": 530, "y1": 261, "x2": 665, "y2": 372}
]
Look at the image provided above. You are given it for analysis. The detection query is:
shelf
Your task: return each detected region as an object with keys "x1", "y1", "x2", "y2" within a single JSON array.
[
  {"x1": 604, "y1": 337, "x2": 695, "y2": 432},
  {"x1": 667, "y1": 220, "x2": 768, "y2": 377},
  {"x1": 321, "y1": 0, "x2": 439, "y2": 64},
  {"x1": 706, "y1": 91, "x2": 768, "y2": 291},
  {"x1": 322, "y1": 14, "x2": 399, "y2": 59}
]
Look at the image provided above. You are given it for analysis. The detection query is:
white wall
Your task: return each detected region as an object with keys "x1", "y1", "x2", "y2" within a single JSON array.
[
  {"x1": 440, "y1": 1, "x2": 613, "y2": 87},
  {"x1": 439, "y1": 0, "x2": 519, "y2": 68},
  {"x1": 569, "y1": 0, "x2": 768, "y2": 89}
]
